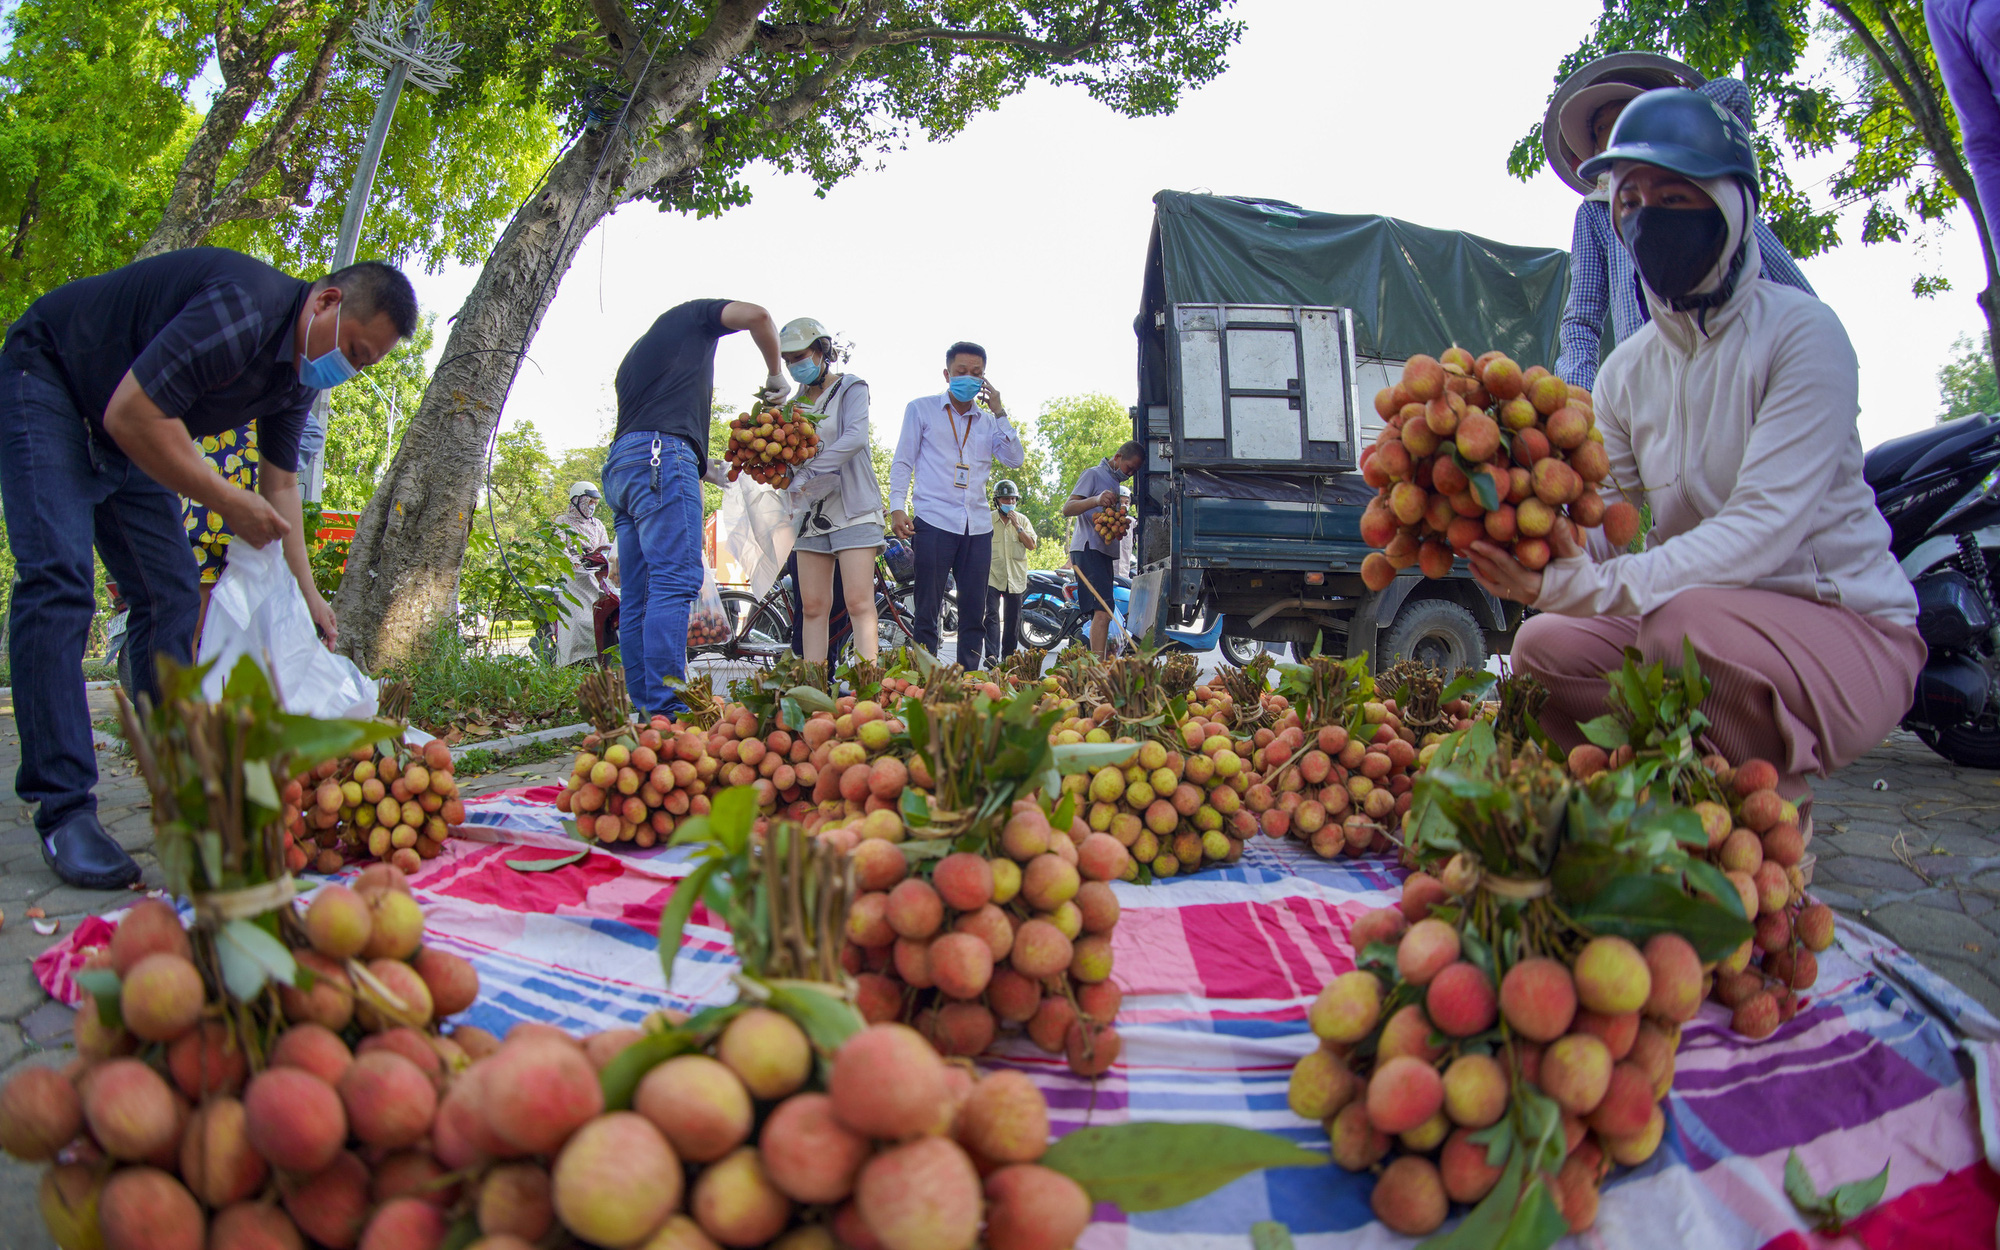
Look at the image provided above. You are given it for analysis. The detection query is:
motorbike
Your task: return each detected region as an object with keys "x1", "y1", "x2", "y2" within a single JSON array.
[
  {"x1": 1864, "y1": 412, "x2": 2000, "y2": 768},
  {"x1": 1019, "y1": 568, "x2": 1264, "y2": 665},
  {"x1": 531, "y1": 549, "x2": 619, "y2": 667}
]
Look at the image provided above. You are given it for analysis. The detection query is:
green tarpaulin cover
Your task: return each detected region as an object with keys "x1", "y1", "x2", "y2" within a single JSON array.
[{"x1": 1147, "y1": 191, "x2": 1572, "y2": 368}]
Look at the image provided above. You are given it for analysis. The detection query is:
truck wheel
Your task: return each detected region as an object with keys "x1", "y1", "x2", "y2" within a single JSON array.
[{"x1": 1379, "y1": 598, "x2": 1484, "y2": 674}]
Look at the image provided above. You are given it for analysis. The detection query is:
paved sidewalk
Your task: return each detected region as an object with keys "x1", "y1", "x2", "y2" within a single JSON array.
[{"x1": 0, "y1": 691, "x2": 1995, "y2": 1246}]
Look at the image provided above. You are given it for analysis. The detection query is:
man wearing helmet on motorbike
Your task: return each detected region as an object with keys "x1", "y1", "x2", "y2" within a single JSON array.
[
  {"x1": 983, "y1": 479, "x2": 1038, "y2": 664},
  {"x1": 1544, "y1": 55, "x2": 1816, "y2": 390},
  {"x1": 551, "y1": 481, "x2": 616, "y2": 667},
  {"x1": 1471, "y1": 89, "x2": 1924, "y2": 834}
]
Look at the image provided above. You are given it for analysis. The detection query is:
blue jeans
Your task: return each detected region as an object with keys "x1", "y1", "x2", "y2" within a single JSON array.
[
  {"x1": 913, "y1": 518, "x2": 991, "y2": 669},
  {"x1": 0, "y1": 364, "x2": 200, "y2": 830},
  {"x1": 603, "y1": 431, "x2": 702, "y2": 717}
]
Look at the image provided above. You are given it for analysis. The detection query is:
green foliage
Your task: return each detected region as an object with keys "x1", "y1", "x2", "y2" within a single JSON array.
[
  {"x1": 459, "y1": 516, "x2": 583, "y2": 632},
  {"x1": 1506, "y1": 0, "x2": 1964, "y2": 297},
  {"x1": 1785, "y1": 1150, "x2": 1890, "y2": 1233},
  {"x1": 378, "y1": 620, "x2": 586, "y2": 734},
  {"x1": 436, "y1": 1, "x2": 1243, "y2": 223},
  {"x1": 211, "y1": 73, "x2": 561, "y2": 275},
  {"x1": 1936, "y1": 331, "x2": 1999, "y2": 424},
  {"x1": 0, "y1": 0, "x2": 199, "y2": 320}
]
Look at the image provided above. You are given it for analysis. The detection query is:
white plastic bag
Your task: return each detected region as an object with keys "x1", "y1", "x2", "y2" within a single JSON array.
[
  {"x1": 197, "y1": 540, "x2": 377, "y2": 720},
  {"x1": 716, "y1": 476, "x2": 795, "y2": 600}
]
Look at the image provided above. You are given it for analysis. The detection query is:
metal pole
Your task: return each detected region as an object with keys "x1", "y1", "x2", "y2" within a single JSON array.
[{"x1": 300, "y1": 0, "x2": 430, "y2": 503}]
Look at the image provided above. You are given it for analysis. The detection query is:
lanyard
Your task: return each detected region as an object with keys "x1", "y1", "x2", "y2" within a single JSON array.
[{"x1": 943, "y1": 401, "x2": 975, "y2": 460}]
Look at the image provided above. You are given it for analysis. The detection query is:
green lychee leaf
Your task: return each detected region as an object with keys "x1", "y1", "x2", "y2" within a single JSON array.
[
  {"x1": 1470, "y1": 467, "x2": 1501, "y2": 512},
  {"x1": 1578, "y1": 714, "x2": 1629, "y2": 751},
  {"x1": 656, "y1": 860, "x2": 720, "y2": 991},
  {"x1": 505, "y1": 850, "x2": 590, "y2": 873},
  {"x1": 1039, "y1": 1123, "x2": 1326, "y2": 1213},
  {"x1": 73, "y1": 968, "x2": 124, "y2": 1030},
  {"x1": 1784, "y1": 1149, "x2": 1829, "y2": 1214},
  {"x1": 1828, "y1": 1161, "x2": 1890, "y2": 1223},
  {"x1": 1416, "y1": 1152, "x2": 1524, "y2": 1250},
  {"x1": 1571, "y1": 873, "x2": 1753, "y2": 962},
  {"x1": 1251, "y1": 1223, "x2": 1297, "y2": 1250}
]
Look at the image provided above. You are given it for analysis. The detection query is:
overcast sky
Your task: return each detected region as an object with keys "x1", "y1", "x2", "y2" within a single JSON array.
[{"x1": 402, "y1": 0, "x2": 1987, "y2": 463}]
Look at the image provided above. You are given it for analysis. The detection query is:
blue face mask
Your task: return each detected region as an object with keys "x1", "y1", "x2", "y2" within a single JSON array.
[
  {"x1": 299, "y1": 302, "x2": 358, "y2": 390},
  {"x1": 788, "y1": 356, "x2": 822, "y2": 384},
  {"x1": 997, "y1": 503, "x2": 1015, "y2": 514},
  {"x1": 947, "y1": 375, "x2": 983, "y2": 403}
]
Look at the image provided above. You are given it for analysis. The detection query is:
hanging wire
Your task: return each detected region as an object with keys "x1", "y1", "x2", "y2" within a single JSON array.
[{"x1": 427, "y1": 20, "x2": 680, "y2": 639}]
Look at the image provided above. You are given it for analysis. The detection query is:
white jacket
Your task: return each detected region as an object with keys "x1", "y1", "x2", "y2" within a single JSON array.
[{"x1": 1537, "y1": 231, "x2": 1917, "y2": 628}]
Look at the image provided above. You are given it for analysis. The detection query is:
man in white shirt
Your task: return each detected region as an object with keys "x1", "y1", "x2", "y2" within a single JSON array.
[{"x1": 889, "y1": 341, "x2": 1025, "y2": 668}]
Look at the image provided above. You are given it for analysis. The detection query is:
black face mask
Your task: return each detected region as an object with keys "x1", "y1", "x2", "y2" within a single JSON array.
[{"x1": 1619, "y1": 206, "x2": 1729, "y2": 303}]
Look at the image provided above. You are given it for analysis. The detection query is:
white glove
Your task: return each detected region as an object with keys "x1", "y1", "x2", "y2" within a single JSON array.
[
  {"x1": 757, "y1": 373, "x2": 791, "y2": 405},
  {"x1": 702, "y1": 461, "x2": 732, "y2": 488},
  {"x1": 786, "y1": 470, "x2": 839, "y2": 513}
]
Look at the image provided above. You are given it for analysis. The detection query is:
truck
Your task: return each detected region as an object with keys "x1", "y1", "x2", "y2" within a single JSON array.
[{"x1": 1128, "y1": 191, "x2": 1573, "y2": 671}]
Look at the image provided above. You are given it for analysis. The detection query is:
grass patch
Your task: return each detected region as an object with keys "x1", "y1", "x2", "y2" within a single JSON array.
[
  {"x1": 383, "y1": 623, "x2": 588, "y2": 739},
  {"x1": 454, "y1": 732, "x2": 585, "y2": 778}
]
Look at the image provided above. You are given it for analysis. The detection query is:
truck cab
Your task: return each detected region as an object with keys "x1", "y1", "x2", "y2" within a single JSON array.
[{"x1": 1129, "y1": 192, "x2": 1572, "y2": 670}]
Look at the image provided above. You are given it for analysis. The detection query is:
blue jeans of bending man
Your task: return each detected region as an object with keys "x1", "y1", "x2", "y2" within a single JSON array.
[
  {"x1": 603, "y1": 431, "x2": 702, "y2": 718},
  {"x1": 0, "y1": 364, "x2": 200, "y2": 830}
]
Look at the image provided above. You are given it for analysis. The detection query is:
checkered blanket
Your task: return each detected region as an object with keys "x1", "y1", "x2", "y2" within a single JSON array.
[{"x1": 37, "y1": 789, "x2": 2000, "y2": 1249}]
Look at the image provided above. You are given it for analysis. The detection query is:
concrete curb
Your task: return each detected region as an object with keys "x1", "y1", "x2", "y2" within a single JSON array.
[{"x1": 450, "y1": 722, "x2": 590, "y2": 761}]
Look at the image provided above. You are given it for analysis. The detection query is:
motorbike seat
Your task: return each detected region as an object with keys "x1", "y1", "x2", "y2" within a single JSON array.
[{"x1": 1865, "y1": 413, "x2": 1995, "y2": 493}]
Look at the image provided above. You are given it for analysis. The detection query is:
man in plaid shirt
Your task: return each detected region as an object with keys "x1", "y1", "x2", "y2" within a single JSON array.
[
  {"x1": 1553, "y1": 74, "x2": 1817, "y2": 389},
  {"x1": 0, "y1": 249, "x2": 415, "y2": 888}
]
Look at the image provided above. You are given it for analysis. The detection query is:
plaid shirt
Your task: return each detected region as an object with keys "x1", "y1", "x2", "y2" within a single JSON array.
[
  {"x1": 1556, "y1": 200, "x2": 1816, "y2": 391},
  {"x1": 3, "y1": 249, "x2": 315, "y2": 471}
]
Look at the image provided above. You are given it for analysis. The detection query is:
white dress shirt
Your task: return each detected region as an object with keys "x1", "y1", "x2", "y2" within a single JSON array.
[{"x1": 888, "y1": 392, "x2": 1025, "y2": 536}]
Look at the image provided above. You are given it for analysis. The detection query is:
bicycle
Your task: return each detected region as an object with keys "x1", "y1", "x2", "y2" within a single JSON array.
[{"x1": 701, "y1": 554, "x2": 923, "y2": 668}]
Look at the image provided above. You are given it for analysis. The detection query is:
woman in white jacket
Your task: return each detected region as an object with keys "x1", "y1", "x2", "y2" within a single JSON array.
[
  {"x1": 1469, "y1": 89, "x2": 1925, "y2": 823},
  {"x1": 779, "y1": 317, "x2": 884, "y2": 663}
]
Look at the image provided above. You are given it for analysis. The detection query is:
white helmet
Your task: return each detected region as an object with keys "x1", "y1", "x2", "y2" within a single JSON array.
[
  {"x1": 569, "y1": 481, "x2": 601, "y2": 502},
  {"x1": 779, "y1": 317, "x2": 831, "y2": 353}
]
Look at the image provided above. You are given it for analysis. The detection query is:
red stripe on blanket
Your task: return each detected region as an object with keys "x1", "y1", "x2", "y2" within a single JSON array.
[{"x1": 1756, "y1": 1162, "x2": 1999, "y2": 1250}]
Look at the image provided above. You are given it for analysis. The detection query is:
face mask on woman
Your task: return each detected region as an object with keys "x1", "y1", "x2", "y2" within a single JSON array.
[
  {"x1": 788, "y1": 356, "x2": 823, "y2": 385},
  {"x1": 1619, "y1": 206, "x2": 1728, "y2": 302}
]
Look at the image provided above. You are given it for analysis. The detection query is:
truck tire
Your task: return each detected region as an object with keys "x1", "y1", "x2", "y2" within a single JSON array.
[{"x1": 1379, "y1": 597, "x2": 1484, "y2": 674}]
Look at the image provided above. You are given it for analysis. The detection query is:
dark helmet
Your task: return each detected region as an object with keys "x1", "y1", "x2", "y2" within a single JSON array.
[{"x1": 1579, "y1": 87, "x2": 1759, "y2": 192}]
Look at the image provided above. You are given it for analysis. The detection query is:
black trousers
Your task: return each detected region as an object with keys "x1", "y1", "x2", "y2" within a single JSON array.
[
  {"x1": 913, "y1": 517, "x2": 991, "y2": 668},
  {"x1": 983, "y1": 586, "x2": 1022, "y2": 662}
]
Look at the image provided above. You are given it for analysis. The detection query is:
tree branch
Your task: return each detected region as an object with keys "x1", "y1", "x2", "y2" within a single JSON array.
[
  {"x1": 208, "y1": 10, "x2": 356, "y2": 226},
  {"x1": 756, "y1": 19, "x2": 1103, "y2": 60},
  {"x1": 586, "y1": 0, "x2": 644, "y2": 80},
  {"x1": 1820, "y1": 0, "x2": 1979, "y2": 210}
]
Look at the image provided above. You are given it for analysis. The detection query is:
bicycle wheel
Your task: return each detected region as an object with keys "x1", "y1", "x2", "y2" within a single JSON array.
[{"x1": 720, "y1": 590, "x2": 790, "y2": 662}]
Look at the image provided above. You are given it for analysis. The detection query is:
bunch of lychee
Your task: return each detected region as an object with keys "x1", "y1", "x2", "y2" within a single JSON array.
[
  {"x1": 1687, "y1": 758, "x2": 1833, "y2": 1038},
  {"x1": 1256, "y1": 696, "x2": 1432, "y2": 864},
  {"x1": 1296, "y1": 883, "x2": 1704, "y2": 1237},
  {"x1": 285, "y1": 738, "x2": 464, "y2": 876},
  {"x1": 687, "y1": 604, "x2": 733, "y2": 648},
  {"x1": 1357, "y1": 348, "x2": 1642, "y2": 588},
  {"x1": 0, "y1": 866, "x2": 481, "y2": 1250},
  {"x1": 820, "y1": 799, "x2": 1129, "y2": 1077},
  {"x1": 556, "y1": 714, "x2": 718, "y2": 849},
  {"x1": 1091, "y1": 502, "x2": 1131, "y2": 544},
  {"x1": 725, "y1": 403, "x2": 822, "y2": 487}
]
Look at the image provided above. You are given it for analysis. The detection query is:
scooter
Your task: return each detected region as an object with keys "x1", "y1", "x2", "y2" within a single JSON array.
[
  {"x1": 1018, "y1": 569, "x2": 1264, "y2": 664},
  {"x1": 1864, "y1": 412, "x2": 2000, "y2": 768}
]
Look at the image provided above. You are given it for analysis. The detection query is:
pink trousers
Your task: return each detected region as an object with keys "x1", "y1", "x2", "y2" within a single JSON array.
[{"x1": 1513, "y1": 588, "x2": 1927, "y2": 803}]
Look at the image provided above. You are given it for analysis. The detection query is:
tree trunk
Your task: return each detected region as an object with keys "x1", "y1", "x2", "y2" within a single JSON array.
[
  {"x1": 330, "y1": 122, "x2": 649, "y2": 670},
  {"x1": 333, "y1": 0, "x2": 772, "y2": 669}
]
